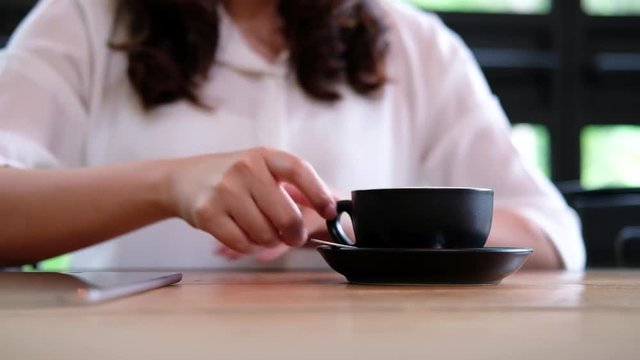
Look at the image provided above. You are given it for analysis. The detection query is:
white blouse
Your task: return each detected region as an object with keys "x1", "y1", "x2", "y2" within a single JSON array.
[{"x1": 0, "y1": 0, "x2": 585, "y2": 270}]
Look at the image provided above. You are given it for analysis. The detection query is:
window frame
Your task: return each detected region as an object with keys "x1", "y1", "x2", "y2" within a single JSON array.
[{"x1": 434, "y1": 0, "x2": 640, "y2": 182}]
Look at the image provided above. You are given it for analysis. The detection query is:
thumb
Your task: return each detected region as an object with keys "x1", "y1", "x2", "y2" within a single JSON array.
[
  {"x1": 282, "y1": 182, "x2": 340, "y2": 207},
  {"x1": 281, "y1": 182, "x2": 314, "y2": 208}
]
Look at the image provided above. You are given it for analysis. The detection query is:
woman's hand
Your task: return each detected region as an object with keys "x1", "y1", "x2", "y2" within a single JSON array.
[
  {"x1": 166, "y1": 147, "x2": 337, "y2": 253},
  {"x1": 215, "y1": 184, "x2": 350, "y2": 262},
  {"x1": 215, "y1": 205, "x2": 324, "y2": 262}
]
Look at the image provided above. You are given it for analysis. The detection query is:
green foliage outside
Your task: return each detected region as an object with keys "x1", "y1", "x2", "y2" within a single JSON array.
[
  {"x1": 37, "y1": 256, "x2": 71, "y2": 271},
  {"x1": 582, "y1": 0, "x2": 640, "y2": 15},
  {"x1": 405, "y1": 0, "x2": 640, "y2": 15},
  {"x1": 404, "y1": 0, "x2": 549, "y2": 13},
  {"x1": 582, "y1": 126, "x2": 640, "y2": 189},
  {"x1": 528, "y1": 124, "x2": 551, "y2": 177}
]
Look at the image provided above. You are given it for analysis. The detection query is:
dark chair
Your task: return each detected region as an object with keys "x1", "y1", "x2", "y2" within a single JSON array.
[
  {"x1": 615, "y1": 226, "x2": 640, "y2": 267},
  {"x1": 556, "y1": 181, "x2": 640, "y2": 268}
]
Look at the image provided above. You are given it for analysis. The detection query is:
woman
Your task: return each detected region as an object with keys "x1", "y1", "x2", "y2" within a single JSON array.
[{"x1": 0, "y1": 0, "x2": 584, "y2": 270}]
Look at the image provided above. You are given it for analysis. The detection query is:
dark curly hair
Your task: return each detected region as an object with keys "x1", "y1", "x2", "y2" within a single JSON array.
[{"x1": 111, "y1": 0, "x2": 389, "y2": 110}]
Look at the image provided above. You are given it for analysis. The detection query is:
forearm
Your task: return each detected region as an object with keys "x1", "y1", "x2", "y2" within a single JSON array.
[
  {"x1": 487, "y1": 208, "x2": 562, "y2": 270},
  {"x1": 0, "y1": 161, "x2": 174, "y2": 266}
]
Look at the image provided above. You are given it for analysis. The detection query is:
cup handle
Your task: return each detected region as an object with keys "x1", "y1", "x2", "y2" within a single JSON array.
[{"x1": 326, "y1": 200, "x2": 355, "y2": 246}]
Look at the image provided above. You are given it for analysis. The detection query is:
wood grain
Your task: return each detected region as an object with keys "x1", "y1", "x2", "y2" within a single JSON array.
[{"x1": 2, "y1": 270, "x2": 640, "y2": 360}]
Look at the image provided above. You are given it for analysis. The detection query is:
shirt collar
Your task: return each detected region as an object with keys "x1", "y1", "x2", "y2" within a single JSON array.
[{"x1": 215, "y1": 6, "x2": 289, "y2": 77}]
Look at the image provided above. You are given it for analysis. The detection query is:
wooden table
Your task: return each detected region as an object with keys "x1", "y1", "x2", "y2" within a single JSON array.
[{"x1": 2, "y1": 270, "x2": 640, "y2": 360}]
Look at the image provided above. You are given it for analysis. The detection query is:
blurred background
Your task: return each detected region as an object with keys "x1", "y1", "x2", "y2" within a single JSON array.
[
  {"x1": 2, "y1": 0, "x2": 639, "y2": 267},
  {"x1": 4, "y1": 0, "x2": 637, "y2": 189},
  {"x1": 404, "y1": 0, "x2": 640, "y2": 190}
]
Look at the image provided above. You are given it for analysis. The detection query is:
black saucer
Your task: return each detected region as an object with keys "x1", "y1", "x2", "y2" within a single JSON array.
[{"x1": 317, "y1": 246, "x2": 533, "y2": 285}]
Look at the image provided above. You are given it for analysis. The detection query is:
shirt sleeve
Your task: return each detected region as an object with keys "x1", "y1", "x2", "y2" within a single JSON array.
[
  {"x1": 411, "y1": 13, "x2": 586, "y2": 270},
  {"x1": 0, "y1": 0, "x2": 95, "y2": 169}
]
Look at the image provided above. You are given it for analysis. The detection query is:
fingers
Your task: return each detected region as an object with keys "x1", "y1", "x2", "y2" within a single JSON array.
[
  {"x1": 200, "y1": 216, "x2": 253, "y2": 254},
  {"x1": 281, "y1": 183, "x2": 313, "y2": 208},
  {"x1": 215, "y1": 242, "x2": 291, "y2": 263},
  {"x1": 243, "y1": 160, "x2": 307, "y2": 246},
  {"x1": 282, "y1": 182, "x2": 342, "y2": 208},
  {"x1": 255, "y1": 243, "x2": 291, "y2": 262},
  {"x1": 189, "y1": 147, "x2": 336, "y2": 252},
  {"x1": 225, "y1": 192, "x2": 281, "y2": 248},
  {"x1": 236, "y1": 147, "x2": 334, "y2": 247},
  {"x1": 263, "y1": 149, "x2": 336, "y2": 219},
  {"x1": 215, "y1": 244, "x2": 246, "y2": 260}
]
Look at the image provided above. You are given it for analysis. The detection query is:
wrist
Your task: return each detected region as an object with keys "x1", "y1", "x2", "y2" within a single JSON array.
[{"x1": 144, "y1": 158, "x2": 182, "y2": 220}]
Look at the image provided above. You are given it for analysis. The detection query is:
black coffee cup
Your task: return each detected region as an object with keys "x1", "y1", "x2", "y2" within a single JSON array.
[{"x1": 326, "y1": 187, "x2": 494, "y2": 249}]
